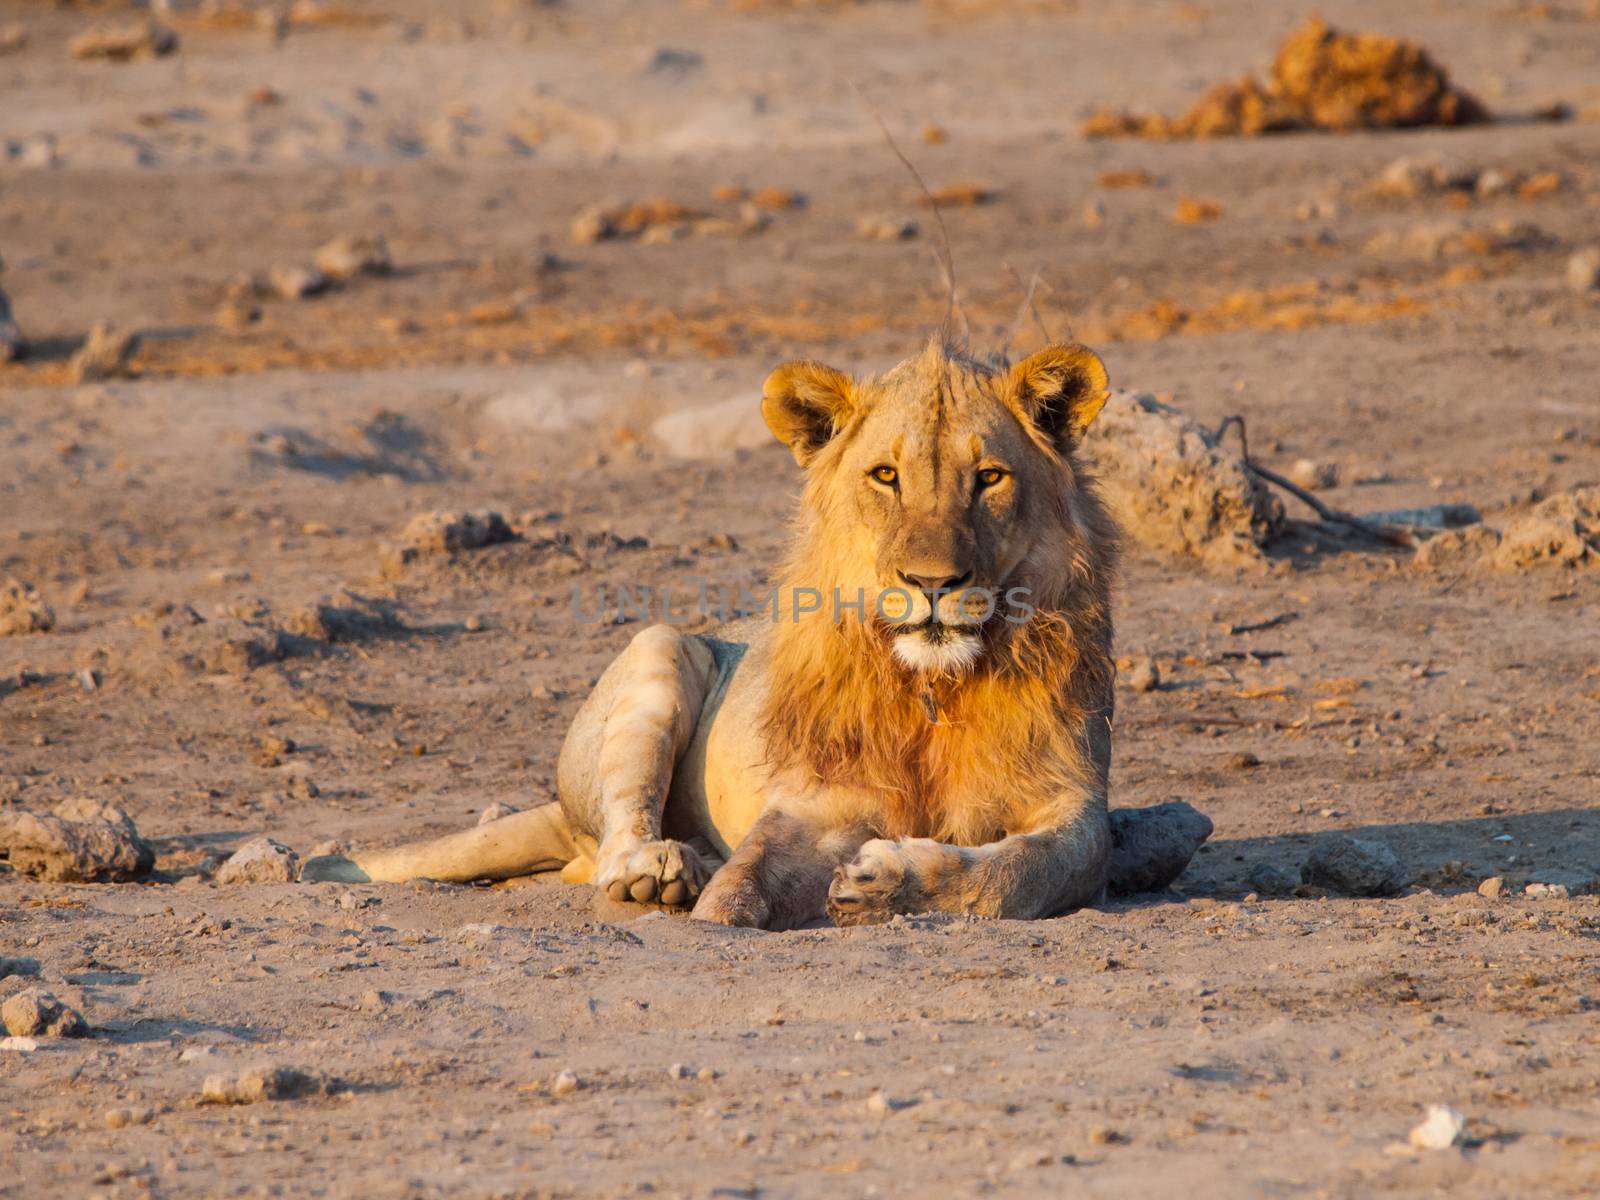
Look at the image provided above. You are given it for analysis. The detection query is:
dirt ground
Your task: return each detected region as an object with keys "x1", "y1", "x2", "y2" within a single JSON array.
[{"x1": 3, "y1": 1, "x2": 1600, "y2": 1196}]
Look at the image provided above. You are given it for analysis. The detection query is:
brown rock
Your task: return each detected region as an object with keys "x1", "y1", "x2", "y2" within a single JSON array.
[
  {"x1": 2, "y1": 989, "x2": 88, "y2": 1038},
  {"x1": 0, "y1": 578, "x2": 53, "y2": 636},
  {"x1": 313, "y1": 234, "x2": 392, "y2": 281},
  {"x1": 379, "y1": 510, "x2": 514, "y2": 576},
  {"x1": 69, "y1": 20, "x2": 177, "y2": 62},
  {"x1": 201, "y1": 1065, "x2": 323, "y2": 1105},
  {"x1": 215, "y1": 837, "x2": 300, "y2": 885},
  {"x1": 1567, "y1": 247, "x2": 1600, "y2": 294},
  {"x1": 269, "y1": 264, "x2": 329, "y2": 300},
  {"x1": 0, "y1": 800, "x2": 153, "y2": 882},
  {"x1": 1492, "y1": 487, "x2": 1600, "y2": 571},
  {"x1": 70, "y1": 322, "x2": 137, "y2": 383}
]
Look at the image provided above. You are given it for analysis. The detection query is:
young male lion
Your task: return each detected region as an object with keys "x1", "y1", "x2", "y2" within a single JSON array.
[{"x1": 306, "y1": 340, "x2": 1209, "y2": 927}]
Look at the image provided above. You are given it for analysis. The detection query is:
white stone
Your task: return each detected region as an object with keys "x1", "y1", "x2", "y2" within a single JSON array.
[{"x1": 1408, "y1": 1104, "x2": 1466, "y2": 1150}]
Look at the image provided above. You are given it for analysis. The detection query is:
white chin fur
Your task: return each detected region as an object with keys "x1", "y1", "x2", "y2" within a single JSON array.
[{"x1": 892, "y1": 630, "x2": 982, "y2": 675}]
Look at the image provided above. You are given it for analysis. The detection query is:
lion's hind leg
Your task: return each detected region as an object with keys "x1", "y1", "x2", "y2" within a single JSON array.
[{"x1": 557, "y1": 624, "x2": 719, "y2": 908}]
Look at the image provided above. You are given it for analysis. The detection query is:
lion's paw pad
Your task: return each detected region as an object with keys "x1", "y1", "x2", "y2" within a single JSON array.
[{"x1": 597, "y1": 840, "x2": 711, "y2": 908}]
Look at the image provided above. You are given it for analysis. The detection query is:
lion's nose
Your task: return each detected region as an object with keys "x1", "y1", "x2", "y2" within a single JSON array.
[{"x1": 897, "y1": 569, "x2": 972, "y2": 597}]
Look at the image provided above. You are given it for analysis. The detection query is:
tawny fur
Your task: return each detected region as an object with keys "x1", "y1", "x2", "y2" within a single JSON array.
[{"x1": 309, "y1": 337, "x2": 1153, "y2": 929}]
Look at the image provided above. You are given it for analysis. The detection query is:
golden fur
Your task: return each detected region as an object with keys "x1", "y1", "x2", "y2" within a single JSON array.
[{"x1": 759, "y1": 339, "x2": 1119, "y2": 847}]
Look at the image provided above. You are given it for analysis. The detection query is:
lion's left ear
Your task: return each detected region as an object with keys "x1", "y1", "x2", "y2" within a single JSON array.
[{"x1": 1006, "y1": 344, "x2": 1109, "y2": 453}]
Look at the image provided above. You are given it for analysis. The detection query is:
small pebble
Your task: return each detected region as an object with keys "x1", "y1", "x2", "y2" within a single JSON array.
[
  {"x1": 1564, "y1": 247, "x2": 1600, "y2": 293},
  {"x1": 1127, "y1": 657, "x2": 1160, "y2": 693},
  {"x1": 551, "y1": 1069, "x2": 580, "y2": 1096},
  {"x1": 1408, "y1": 1104, "x2": 1466, "y2": 1150}
]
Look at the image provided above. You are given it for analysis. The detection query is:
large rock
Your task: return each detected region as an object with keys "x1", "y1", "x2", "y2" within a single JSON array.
[
  {"x1": 2, "y1": 989, "x2": 88, "y2": 1038},
  {"x1": 1083, "y1": 391, "x2": 1283, "y2": 566},
  {"x1": 1106, "y1": 801, "x2": 1214, "y2": 894},
  {"x1": 1301, "y1": 835, "x2": 1408, "y2": 896},
  {"x1": 215, "y1": 837, "x2": 300, "y2": 885},
  {"x1": 0, "y1": 800, "x2": 153, "y2": 882},
  {"x1": 651, "y1": 397, "x2": 772, "y2": 460}
]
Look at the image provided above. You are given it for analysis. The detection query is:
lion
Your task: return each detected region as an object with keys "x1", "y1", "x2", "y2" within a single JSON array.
[{"x1": 302, "y1": 339, "x2": 1211, "y2": 928}]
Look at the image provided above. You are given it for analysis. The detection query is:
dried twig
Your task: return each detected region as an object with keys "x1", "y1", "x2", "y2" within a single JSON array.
[
  {"x1": 848, "y1": 81, "x2": 969, "y2": 347},
  {"x1": 1001, "y1": 261, "x2": 1052, "y2": 354},
  {"x1": 1214, "y1": 415, "x2": 1413, "y2": 547}
]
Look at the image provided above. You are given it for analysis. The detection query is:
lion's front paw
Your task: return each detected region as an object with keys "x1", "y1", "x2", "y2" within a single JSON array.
[
  {"x1": 826, "y1": 839, "x2": 916, "y2": 927},
  {"x1": 690, "y1": 871, "x2": 770, "y2": 928},
  {"x1": 594, "y1": 838, "x2": 712, "y2": 908}
]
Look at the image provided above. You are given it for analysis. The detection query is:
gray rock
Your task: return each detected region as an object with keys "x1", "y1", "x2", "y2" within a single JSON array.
[
  {"x1": 2, "y1": 989, "x2": 88, "y2": 1038},
  {"x1": 642, "y1": 47, "x2": 703, "y2": 76},
  {"x1": 1247, "y1": 862, "x2": 1300, "y2": 896},
  {"x1": 0, "y1": 285, "x2": 24, "y2": 363},
  {"x1": 0, "y1": 957, "x2": 41, "y2": 980},
  {"x1": 1301, "y1": 835, "x2": 1408, "y2": 896},
  {"x1": 215, "y1": 837, "x2": 300, "y2": 885},
  {"x1": 1107, "y1": 801, "x2": 1213, "y2": 895},
  {"x1": 0, "y1": 800, "x2": 153, "y2": 882}
]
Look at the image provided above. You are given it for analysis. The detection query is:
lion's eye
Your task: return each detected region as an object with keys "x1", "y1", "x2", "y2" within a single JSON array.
[
  {"x1": 869, "y1": 465, "x2": 898, "y2": 487},
  {"x1": 976, "y1": 467, "x2": 1008, "y2": 489}
]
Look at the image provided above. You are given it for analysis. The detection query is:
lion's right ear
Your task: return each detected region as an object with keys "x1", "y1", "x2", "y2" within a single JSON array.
[{"x1": 761, "y1": 361, "x2": 857, "y2": 466}]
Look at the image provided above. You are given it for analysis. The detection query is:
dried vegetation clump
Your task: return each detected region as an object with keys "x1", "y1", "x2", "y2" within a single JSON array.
[{"x1": 1082, "y1": 18, "x2": 1490, "y2": 140}]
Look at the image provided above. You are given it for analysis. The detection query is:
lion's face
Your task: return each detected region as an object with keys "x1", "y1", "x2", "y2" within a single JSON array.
[{"x1": 763, "y1": 341, "x2": 1110, "y2": 675}]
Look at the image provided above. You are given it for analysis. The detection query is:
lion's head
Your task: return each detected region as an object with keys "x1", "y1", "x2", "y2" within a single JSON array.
[
  {"x1": 757, "y1": 338, "x2": 1119, "y2": 836},
  {"x1": 762, "y1": 338, "x2": 1115, "y2": 676}
]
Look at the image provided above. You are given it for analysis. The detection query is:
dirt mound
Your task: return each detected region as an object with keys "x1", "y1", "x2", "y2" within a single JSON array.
[
  {"x1": 1083, "y1": 391, "x2": 1283, "y2": 566},
  {"x1": 1410, "y1": 488, "x2": 1600, "y2": 573},
  {"x1": 1493, "y1": 487, "x2": 1600, "y2": 571},
  {"x1": 1082, "y1": 18, "x2": 1489, "y2": 140}
]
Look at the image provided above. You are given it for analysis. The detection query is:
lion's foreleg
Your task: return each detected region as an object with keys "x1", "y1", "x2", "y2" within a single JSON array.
[
  {"x1": 557, "y1": 624, "x2": 718, "y2": 907},
  {"x1": 693, "y1": 810, "x2": 871, "y2": 931},
  {"x1": 826, "y1": 807, "x2": 1111, "y2": 925}
]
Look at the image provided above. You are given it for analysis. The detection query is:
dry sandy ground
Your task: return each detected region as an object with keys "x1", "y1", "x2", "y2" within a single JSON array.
[{"x1": 4, "y1": 1, "x2": 1600, "y2": 1197}]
